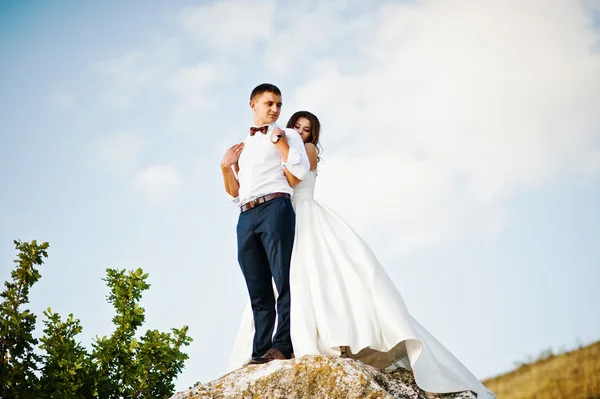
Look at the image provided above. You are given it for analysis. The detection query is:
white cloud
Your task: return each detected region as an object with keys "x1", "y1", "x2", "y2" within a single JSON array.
[
  {"x1": 288, "y1": 0, "x2": 600, "y2": 252},
  {"x1": 261, "y1": 2, "x2": 349, "y2": 74},
  {"x1": 93, "y1": 38, "x2": 183, "y2": 109},
  {"x1": 95, "y1": 51, "x2": 157, "y2": 108},
  {"x1": 133, "y1": 164, "x2": 182, "y2": 203},
  {"x1": 96, "y1": 51, "x2": 140, "y2": 76},
  {"x1": 89, "y1": 0, "x2": 600, "y2": 252},
  {"x1": 165, "y1": 61, "x2": 230, "y2": 129},
  {"x1": 168, "y1": 63, "x2": 225, "y2": 95},
  {"x1": 180, "y1": 0, "x2": 276, "y2": 50},
  {"x1": 96, "y1": 133, "x2": 183, "y2": 203},
  {"x1": 258, "y1": 1, "x2": 377, "y2": 76},
  {"x1": 94, "y1": 36, "x2": 230, "y2": 130},
  {"x1": 96, "y1": 131, "x2": 144, "y2": 174}
]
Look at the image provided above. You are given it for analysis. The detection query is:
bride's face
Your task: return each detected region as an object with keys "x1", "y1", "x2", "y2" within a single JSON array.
[{"x1": 293, "y1": 117, "x2": 312, "y2": 143}]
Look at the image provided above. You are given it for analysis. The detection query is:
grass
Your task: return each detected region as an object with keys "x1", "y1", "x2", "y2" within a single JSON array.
[{"x1": 483, "y1": 340, "x2": 600, "y2": 399}]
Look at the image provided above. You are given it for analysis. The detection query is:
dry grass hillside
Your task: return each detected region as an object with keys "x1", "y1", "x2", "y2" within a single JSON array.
[{"x1": 483, "y1": 340, "x2": 600, "y2": 399}]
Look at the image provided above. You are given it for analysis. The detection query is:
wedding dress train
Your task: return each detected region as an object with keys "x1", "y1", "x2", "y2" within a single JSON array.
[{"x1": 229, "y1": 170, "x2": 495, "y2": 399}]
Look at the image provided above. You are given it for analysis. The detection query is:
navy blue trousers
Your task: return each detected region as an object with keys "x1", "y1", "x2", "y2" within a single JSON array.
[{"x1": 236, "y1": 197, "x2": 295, "y2": 358}]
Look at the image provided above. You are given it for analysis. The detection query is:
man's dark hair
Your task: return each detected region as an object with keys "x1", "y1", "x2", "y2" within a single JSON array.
[{"x1": 250, "y1": 83, "x2": 281, "y2": 101}]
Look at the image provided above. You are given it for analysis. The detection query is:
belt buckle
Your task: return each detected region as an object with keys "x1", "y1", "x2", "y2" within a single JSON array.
[
  {"x1": 243, "y1": 198, "x2": 258, "y2": 213},
  {"x1": 241, "y1": 193, "x2": 276, "y2": 213}
]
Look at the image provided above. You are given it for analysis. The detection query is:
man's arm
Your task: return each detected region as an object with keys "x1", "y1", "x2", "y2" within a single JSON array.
[
  {"x1": 284, "y1": 142, "x2": 317, "y2": 186},
  {"x1": 221, "y1": 143, "x2": 244, "y2": 200},
  {"x1": 271, "y1": 128, "x2": 309, "y2": 186},
  {"x1": 221, "y1": 165, "x2": 239, "y2": 197}
]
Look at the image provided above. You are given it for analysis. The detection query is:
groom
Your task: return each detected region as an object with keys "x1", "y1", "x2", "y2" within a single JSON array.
[{"x1": 220, "y1": 83, "x2": 309, "y2": 364}]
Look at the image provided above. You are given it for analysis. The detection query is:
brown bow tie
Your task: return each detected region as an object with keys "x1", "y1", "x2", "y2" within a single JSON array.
[{"x1": 250, "y1": 126, "x2": 269, "y2": 136}]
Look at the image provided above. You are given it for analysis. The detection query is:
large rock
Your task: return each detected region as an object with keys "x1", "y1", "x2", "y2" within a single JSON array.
[{"x1": 169, "y1": 355, "x2": 476, "y2": 399}]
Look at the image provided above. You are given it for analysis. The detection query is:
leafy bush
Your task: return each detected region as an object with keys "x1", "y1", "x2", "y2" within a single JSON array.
[{"x1": 0, "y1": 240, "x2": 192, "y2": 399}]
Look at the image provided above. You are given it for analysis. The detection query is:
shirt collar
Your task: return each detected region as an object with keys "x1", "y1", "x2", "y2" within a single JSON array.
[{"x1": 251, "y1": 122, "x2": 278, "y2": 128}]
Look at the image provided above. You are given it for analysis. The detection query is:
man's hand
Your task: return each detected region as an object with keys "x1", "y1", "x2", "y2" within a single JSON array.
[
  {"x1": 221, "y1": 143, "x2": 244, "y2": 169},
  {"x1": 271, "y1": 128, "x2": 288, "y2": 146}
]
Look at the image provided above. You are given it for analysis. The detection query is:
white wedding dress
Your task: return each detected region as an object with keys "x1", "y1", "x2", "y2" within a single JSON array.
[{"x1": 229, "y1": 170, "x2": 496, "y2": 399}]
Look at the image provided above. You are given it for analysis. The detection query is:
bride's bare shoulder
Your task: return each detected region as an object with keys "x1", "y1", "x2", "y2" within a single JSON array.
[
  {"x1": 304, "y1": 143, "x2": 318, "y2": 169},
  {"x1": 304, "y1": 142, "x2": 318, "y2": 155}
]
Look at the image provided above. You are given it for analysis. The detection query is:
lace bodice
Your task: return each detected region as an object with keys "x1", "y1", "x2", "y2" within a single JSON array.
[{"x1": 292, "y1": 169, "x2": 317, "y2": 201}]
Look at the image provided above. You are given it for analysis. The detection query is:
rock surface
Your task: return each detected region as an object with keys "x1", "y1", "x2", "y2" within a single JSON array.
[{"x1": 169, "y1": 355, "x2": 477, "y2": 399}]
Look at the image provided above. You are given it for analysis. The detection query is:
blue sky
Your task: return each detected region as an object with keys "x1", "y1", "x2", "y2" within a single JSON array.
[{"x1": 1, "y1": 0, "x2": 600, "y2": 392}]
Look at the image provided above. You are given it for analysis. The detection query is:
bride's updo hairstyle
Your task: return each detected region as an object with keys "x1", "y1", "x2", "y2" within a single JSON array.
[{"x1": 286, "y1": 110, "x2": 322, "y2": 162}]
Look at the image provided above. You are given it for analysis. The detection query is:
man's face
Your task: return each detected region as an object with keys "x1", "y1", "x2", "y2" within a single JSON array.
[{"x1": 251, "y1": 92, "x2": 282, "y2": 125}]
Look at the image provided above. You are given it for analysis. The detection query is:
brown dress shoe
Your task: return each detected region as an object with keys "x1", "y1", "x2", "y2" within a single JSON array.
[
  {"x1": 246, "y1": 357, "x2": 269, "y2": 365},
  {"x1": 262, "y1": 348, "x2": 289, "y2": 361},
  {"x1": 246, "y1": 348, "x2": 291, "y2": 365}
]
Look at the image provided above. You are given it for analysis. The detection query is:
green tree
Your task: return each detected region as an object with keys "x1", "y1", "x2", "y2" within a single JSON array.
[
  {"x1": 92, "y1": 268, "x2": 192, "y2": 399},
  {"x1": 1, "y1": 241, "x2": 193, "y2": 399},
  {"x1": 0, "y1": 239, "x2": 48, "y2": 398},
  {"x1": 38, "y1": 309, "x2": 97, "y2": 399}
]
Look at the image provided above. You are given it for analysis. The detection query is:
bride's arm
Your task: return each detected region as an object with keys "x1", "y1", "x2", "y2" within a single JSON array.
[
  {"x1": 283, "y1": 169, "x2": 300, "y2": 186},
  {"x1": 285, "y1": 143, "x2": 318, "y2": 185}
]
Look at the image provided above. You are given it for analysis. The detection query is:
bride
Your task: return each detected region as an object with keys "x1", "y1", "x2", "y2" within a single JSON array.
[{"x1": 229, "y1": 111, "x2": 496, "y2": 399}]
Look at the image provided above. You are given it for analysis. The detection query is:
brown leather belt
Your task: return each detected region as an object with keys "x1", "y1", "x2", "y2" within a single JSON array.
[{"x1": 240, "y1": 192, "x2": 290, "y2": 213}]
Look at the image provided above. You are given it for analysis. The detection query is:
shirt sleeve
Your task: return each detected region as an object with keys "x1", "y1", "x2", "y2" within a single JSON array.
[
  {"x1": 282, "y1": 128, "x2": 310, "y2": 180},
  {"x1": 228, "y1": 193, "x2": 240, "y2": 205},
  {"x1": 233, "y1": 163, "x2": 240, "y2": 182},
  {"x1": 227, "y1": 164, "x2": 240, "y2": 205}
]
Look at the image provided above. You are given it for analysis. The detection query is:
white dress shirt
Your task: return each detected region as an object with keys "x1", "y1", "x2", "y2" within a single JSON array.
[{"x1": 230, "y1": 123, "x2": 309, "y2": 207}]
